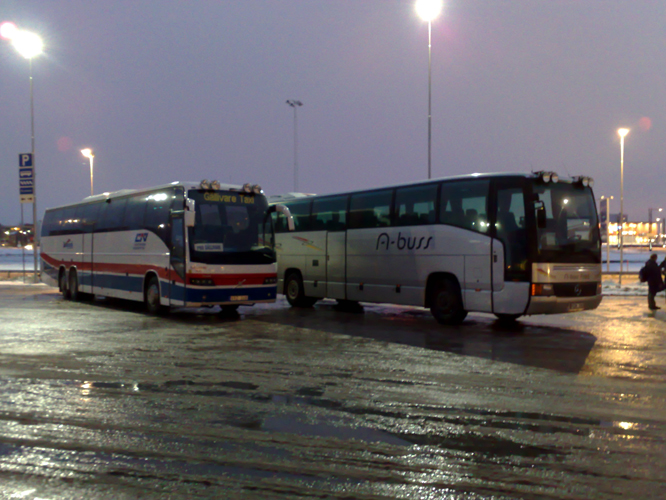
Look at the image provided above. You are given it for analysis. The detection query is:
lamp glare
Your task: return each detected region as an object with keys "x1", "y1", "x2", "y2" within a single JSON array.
[{"x1": 416, "y1": 0, "x2": 443, "y2": 22}]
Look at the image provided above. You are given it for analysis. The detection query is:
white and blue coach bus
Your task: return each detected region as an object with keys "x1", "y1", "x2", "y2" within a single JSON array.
[
  {"x1": 270, "y1": 172, "x2": 602, "y2": 324},
  {"x1": 41, "y1": 180, "x2": 293, "y2": 314}
]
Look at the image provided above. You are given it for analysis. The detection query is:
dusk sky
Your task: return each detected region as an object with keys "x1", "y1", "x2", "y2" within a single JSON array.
[{"x1": 1, "y1": 0, "x2": 665, "y2": 226}]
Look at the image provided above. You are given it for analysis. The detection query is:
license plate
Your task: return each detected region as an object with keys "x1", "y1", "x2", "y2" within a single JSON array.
[
  {"x1": 230, "y1": 295, "x2": 249, "y2": 301},
  {"x1": 568, "y1": 302, "x2": 584, "y2": 312}
]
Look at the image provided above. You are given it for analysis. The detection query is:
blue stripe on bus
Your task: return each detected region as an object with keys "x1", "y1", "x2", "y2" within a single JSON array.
[{"x1": 41, "y1": 265, "x2": 275, "y2": 305}]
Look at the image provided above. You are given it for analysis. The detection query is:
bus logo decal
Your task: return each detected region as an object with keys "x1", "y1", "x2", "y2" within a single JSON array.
[
  {"x1": 63, "y1": 239, "x2": 73, "y2": 249},
  {"x1": 376, "y1": 232, "x2": 433, "y2": 251},
  {"x1": 133, "y1": 232, "x2": 149, "y2": 250}
]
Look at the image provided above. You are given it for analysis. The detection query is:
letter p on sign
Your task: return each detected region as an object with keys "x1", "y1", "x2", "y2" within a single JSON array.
[{"x1": 19, "y1": 153, "x2": 33, "y2": 167}]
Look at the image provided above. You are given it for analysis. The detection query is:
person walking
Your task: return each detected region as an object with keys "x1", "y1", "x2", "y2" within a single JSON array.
[{"x1": 644, "y1": 253, "x2": 664, "y2": 310}]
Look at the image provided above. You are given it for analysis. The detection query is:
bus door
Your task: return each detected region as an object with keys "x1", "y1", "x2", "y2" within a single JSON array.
[
  {"x1": 326, "y1": 231, "x2": 346, "y2": 299},
  {"x1": 169, "y1": 212, "x2": 186, "y2": 305},
  {"x1": 312, "y1": 195, "x2": 348, "y2": 300},
  {"x1": 490, "y1": 180, "x2": 530, "y2": 314}
]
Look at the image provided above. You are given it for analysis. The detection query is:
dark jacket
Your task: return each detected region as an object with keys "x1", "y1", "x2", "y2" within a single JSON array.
[{"x1": 644, "y1": 259, "x2": 664, "y2": 295}]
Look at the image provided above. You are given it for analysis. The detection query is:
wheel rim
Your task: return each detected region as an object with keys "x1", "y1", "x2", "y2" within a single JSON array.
[
  {"x1": 147, "y1": 282, "x2": 160, "y2": 309},
  {"x1": 435, "y1": 290, "x2": 453, "y2": 315},
  {"x1": 287, "y1": 279, "x2": 299, "y2": 300}
]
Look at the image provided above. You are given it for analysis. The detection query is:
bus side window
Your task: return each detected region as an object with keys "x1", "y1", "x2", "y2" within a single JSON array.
[
  {"x1": 312, "y1": 195, "x2": 348, "y2": 231},
  {"x1": 145, "y1": 190, "x2": 173, "y2": 241},
  {"x1": 394, "y1": 184, "x2": 437, "y2": 226},
  {"x1": 440, "y1": 181, "x2": 489, "y2": 233},
  {"x1": 81, "y1": 202, "x2": 102, "y2": 233},
  {"x1": 97, "y1": 198, "x2": 128, "y2": 232},
  {"x1": 123, "y1": 195, "x2": 147, "y2": 231},
  {"x1": 349, "y1": 190, "x2": 392, "y2": 229},
  {"x1": 285, "y1": 199, "x2": 313, "y2": 232}
]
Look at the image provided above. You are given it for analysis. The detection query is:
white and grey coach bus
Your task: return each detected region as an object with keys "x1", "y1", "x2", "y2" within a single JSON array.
[
  {"x1": 41, "y1": 180, "x2": 293, "y2": 314},
  {"x1": 269, "y1": 172, "x2": 602, "y2": 324}
]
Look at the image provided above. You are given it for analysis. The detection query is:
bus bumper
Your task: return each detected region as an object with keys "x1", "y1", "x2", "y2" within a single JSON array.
[
  {"x1": 526, "y1": 294, "x2": 602, "y2": 315},
  {"x1": 181, "y1": 285, "x2": 278, "y2": 307}
]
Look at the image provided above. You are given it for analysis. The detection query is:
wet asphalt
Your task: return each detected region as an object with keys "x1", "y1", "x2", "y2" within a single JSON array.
[{"x1": 0, "y1": 285, "x2": 664, "y2": 499}]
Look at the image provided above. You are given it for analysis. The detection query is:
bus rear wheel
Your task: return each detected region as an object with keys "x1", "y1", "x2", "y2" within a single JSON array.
[
  {"x1": 430, "y1": 278, "x2": 467, "y2": 325},
  {"x1": 59, "y1": 269, "x2": 71, "y2": 300},
  {"x1": 144, "y1": 276, "x2": 164, "y2": 315},
  {"x1": 285, "y1": 272, "x2": 317, "y2": 308},
  {"x1": 68, "y1": 270, "x2": 80, "y2": 301}
]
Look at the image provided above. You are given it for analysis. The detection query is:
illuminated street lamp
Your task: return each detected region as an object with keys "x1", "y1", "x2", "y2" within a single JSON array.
[
  {"x1": 286, "y1": 100, "x2": 303, "y2": 192},
  {"x1": 415, "y1": 0, "x2": 443, "y2": 180},
  {"x1": 81, "y1": 149, "x2": 95, "y2": 196},
  {"x1": 2, "y1": 21, "x2": 43, "y2": 283},
  {"x1": 617, "y1": 128, "x2": 629, "y2": 284}
]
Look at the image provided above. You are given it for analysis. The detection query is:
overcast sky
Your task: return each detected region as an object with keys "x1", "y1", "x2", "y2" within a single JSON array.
[{"x1": 1, "y1": 0, "x2": 664, "y2": 225}]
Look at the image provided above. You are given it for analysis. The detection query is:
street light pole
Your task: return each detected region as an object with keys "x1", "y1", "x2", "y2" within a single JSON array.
[
  {"x1": 600, "y1": 195, "x2": 613, "y2": 273},
  {"x1": 286, "y1": 100, "x2": 302, "y2": 192},
  {"x1": 617, "y1": 128, "x2": 629, "y2": 285},
  {"x1": 415, "y1": 0, "x2": 443, "y2": 180},
  {"x1": 81, "y1": 149, "x2": 95, "y2": 196},
  {"x1": 2, "y1": 22, "x2": 43, "y2": 283}
]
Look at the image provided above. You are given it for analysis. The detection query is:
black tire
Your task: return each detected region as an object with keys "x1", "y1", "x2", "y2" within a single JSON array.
[
  {"x1": 144, "y1": 276, "x2": 163, "y2": 315},
  {"x1": 68, "y1": 270, "x2": 80, "y2": 301},
  {"x1": 429, "y1": 278, "x2": 467, "y2": 325},
  {"x1": 495, "y1": 313, "x2": 521, "y2": 323},
  {"x1": 284, "y1": 272, "x2": 317, "y2": 308},
  {"x1": 59, "y1": 269, "x2": 71, "y2": 300}
]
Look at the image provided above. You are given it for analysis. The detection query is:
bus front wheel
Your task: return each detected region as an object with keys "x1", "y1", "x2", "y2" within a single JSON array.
[
  {"x1": 145, "y1": 276, "x2": 164, "y2": 315},
  {"x1": 430, "y1": 278, "x2": 467, "y2": 325},
  {"x1": 285, "y1": 272, "x2": 317, "y2": 308}
]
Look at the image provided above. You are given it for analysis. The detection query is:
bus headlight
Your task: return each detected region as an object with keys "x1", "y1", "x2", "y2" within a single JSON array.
[
  {"x1": 263, "y1": 277, "x2": 277, "y2": 285},
  {"x1": 200, "y1": 179, "x2": 211, "y2": 190},
  {"x1": 252, "y1": 184, "x2": 263, "y2": 194},
  {"x1": 242, "y1": 183, "x2": 253, "y2": 193},
  {"x1": 211, "y1": 180, "x2": 221, "y2": 190},
  {"x1": 531, "y1": 283, "x2": 554, "y2": 296}
]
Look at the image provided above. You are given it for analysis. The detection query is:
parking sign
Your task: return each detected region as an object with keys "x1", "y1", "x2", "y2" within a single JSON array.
[{"x1": 19, "y1": 153, "x2": 34, "y2": 203}]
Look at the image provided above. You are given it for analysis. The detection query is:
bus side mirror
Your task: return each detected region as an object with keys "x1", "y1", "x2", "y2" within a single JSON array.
[
  {"x1": 268, "y1": 204, "x2": 295, "y2": 231},
  {"x1": 185, "y1": 199, "x2": 196, "y2": 227},
  {"x1": 535, "y1": 203, "x2": 547, "y2": 229}
]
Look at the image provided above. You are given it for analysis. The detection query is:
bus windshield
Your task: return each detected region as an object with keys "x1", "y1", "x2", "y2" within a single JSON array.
[
  {"x1": 187, "y1": 190, "x2": 275, "y2": 265},
  {"x1": 533, "y1": 182, "x2": 600, "y2": 264}
]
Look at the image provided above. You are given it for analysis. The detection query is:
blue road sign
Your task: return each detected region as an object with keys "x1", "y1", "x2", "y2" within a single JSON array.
[
  {"x1": 19, "y1": 153, "x2": 33, "y2": 167},
  {"x1": 19, "y1": 153, "x2": 34, "y2": 203}
]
